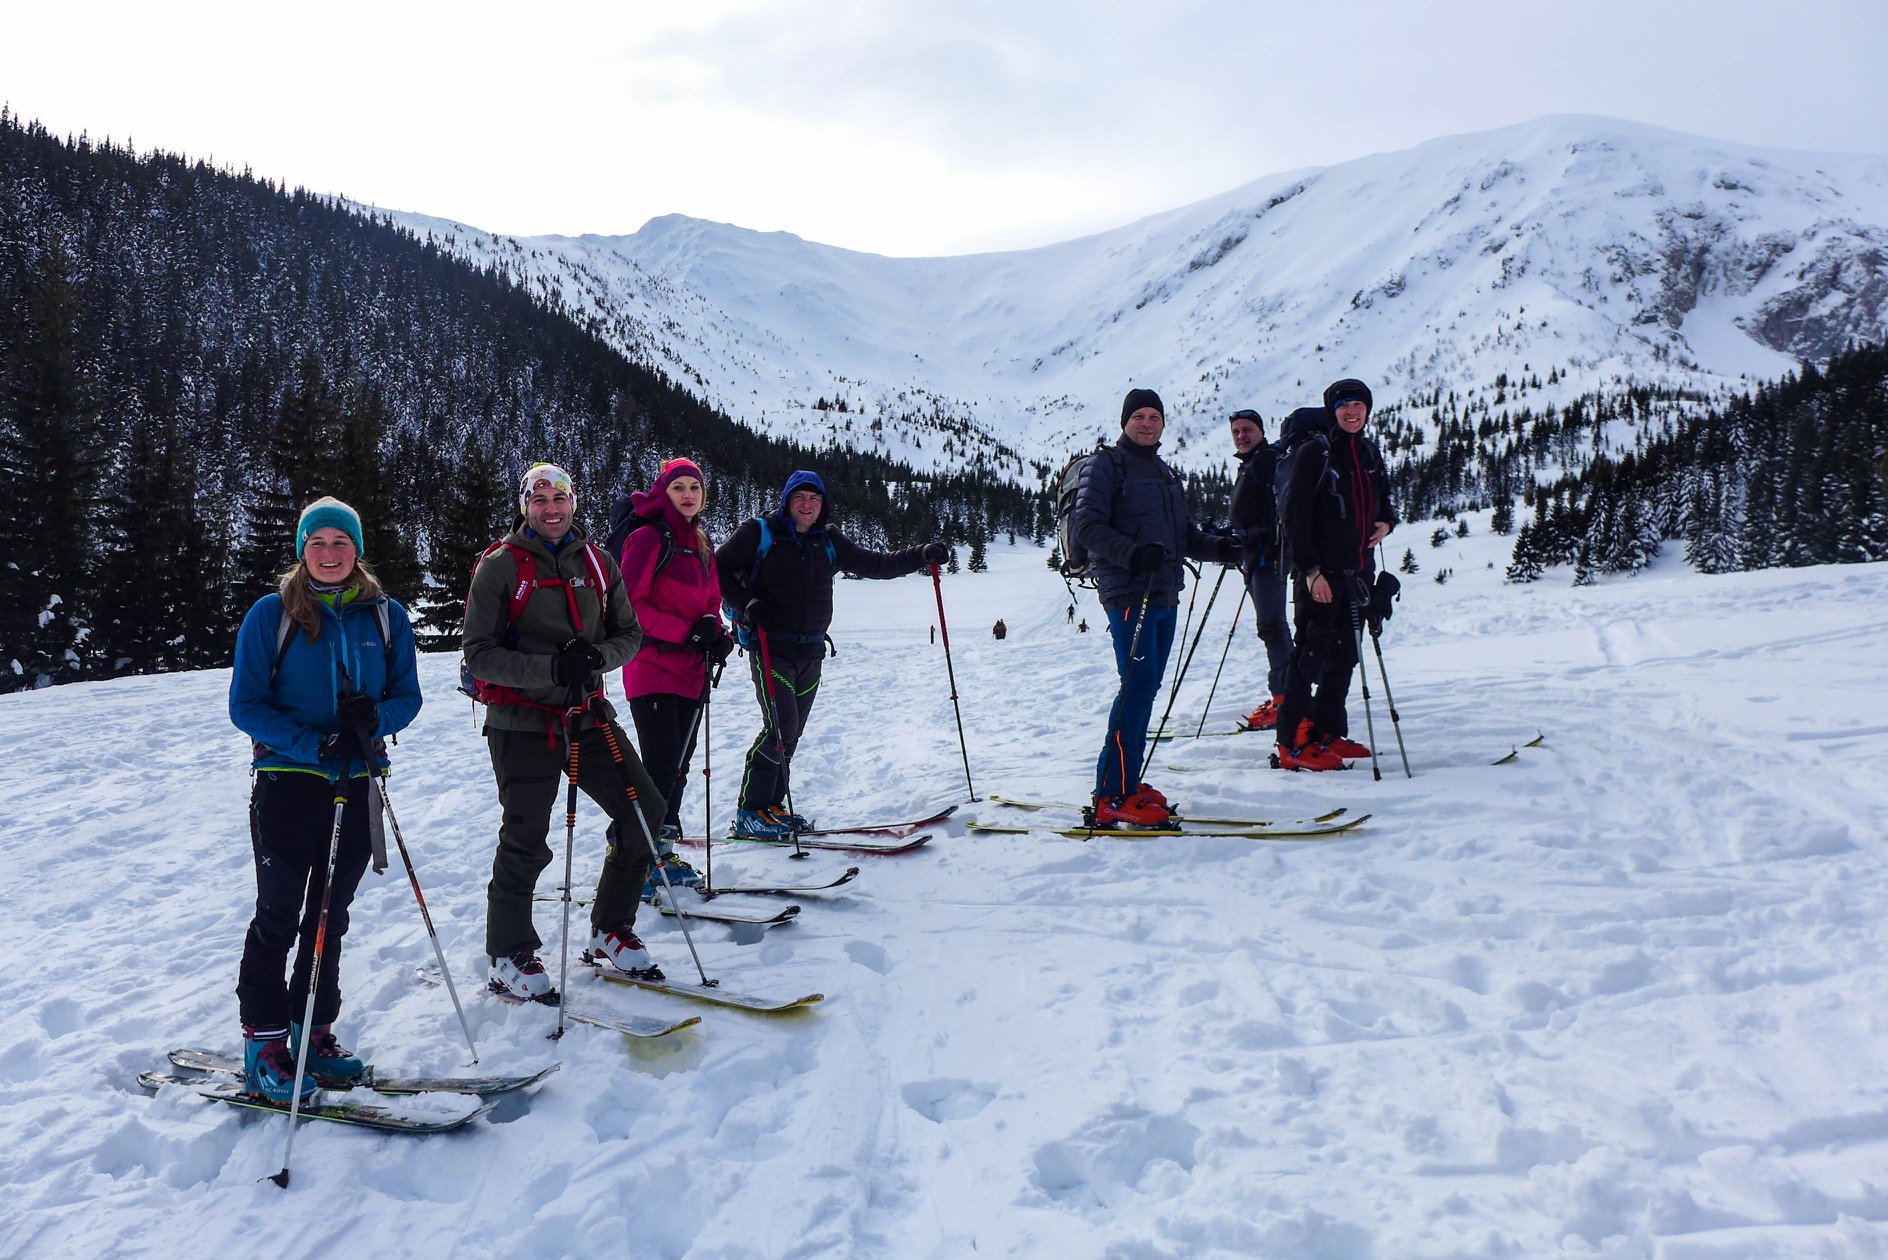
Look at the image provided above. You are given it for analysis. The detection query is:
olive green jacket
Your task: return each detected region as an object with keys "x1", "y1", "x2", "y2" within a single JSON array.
[{"x1": 462, "y1": 524, "x2": 642, "y2": 732}]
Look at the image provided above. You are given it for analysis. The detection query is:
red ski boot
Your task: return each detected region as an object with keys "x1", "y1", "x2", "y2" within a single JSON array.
[
  {"x1": 1243, "y1": 696, "x2": 1281, "y2": 731},
  {"x1": 1089, "y1": 793, "x2": 1172, "y2": 829}
]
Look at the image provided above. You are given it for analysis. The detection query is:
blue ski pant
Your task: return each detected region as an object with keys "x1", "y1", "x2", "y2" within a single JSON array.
[{"x1": 1093, "y1": 601, "x2": 1178, "y2": 799}]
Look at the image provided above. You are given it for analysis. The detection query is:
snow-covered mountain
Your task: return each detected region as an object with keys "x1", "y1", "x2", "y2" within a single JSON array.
[{"x1": 373, "y1": 116, "x2": 1888, "y2": 476}]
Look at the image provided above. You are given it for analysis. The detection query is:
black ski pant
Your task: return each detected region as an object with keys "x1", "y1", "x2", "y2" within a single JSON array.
[
  {"x1": 1276, "y1": 576, "x2": 1362, "y2": 745},
  {"x1": 237, "y1": 770, "x2": 374, "y2": 1032},
  {"x1": 484, "y1": 719, "x2": 664, "y2": 959},
  {"x1": 1246, "y1": 562, "x2": 1293, "y2": 699},
  {"x1": 738, "y1": 653, "x2": 823, "y2": 811},
  {"x1": 626, "y1": 693, "x2": 703, "y2": 833}
]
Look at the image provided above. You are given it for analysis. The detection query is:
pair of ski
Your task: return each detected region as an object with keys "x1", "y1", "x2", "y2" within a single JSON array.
[
  {"x1": 532, "y1": 865, "x2": 862, "y2": 927},
  {"x1": 1491, "y1": 731, "x2": 1547, "y2": 765},
  {"x1": 972, "y1": 794, "x2": 1367, "y2": 840},
  {"x1": 676, "y1": 805, "x2": 956, "y2": 856},
  {"x1": 136, "y1": 1050, "x2": 552, "y2": 1134},
  {"x1": 420, "y1": 959, "x2": 823, "y2": 1032}
]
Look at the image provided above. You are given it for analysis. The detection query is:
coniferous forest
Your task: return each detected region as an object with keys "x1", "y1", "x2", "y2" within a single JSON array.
[
  {"x1": 0, "y1": 114, "x2": 1039, "y2": 691},
  {"x1": 3, "y1": 111, "x2": 1884, "y2": 691}
]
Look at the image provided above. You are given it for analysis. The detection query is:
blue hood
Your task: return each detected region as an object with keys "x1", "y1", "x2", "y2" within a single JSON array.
[{"x1": 779, "y1": 470, "x2": 830, "y2": 528}]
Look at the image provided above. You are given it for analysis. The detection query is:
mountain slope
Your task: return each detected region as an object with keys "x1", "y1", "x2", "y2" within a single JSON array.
[{"x1": 377, "y1": 115, "x2": 1888, "y2": 473}]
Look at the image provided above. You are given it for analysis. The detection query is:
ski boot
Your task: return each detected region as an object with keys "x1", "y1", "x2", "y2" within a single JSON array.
[
  {"x1": 242, "y1": 1026, "x2": 319, "y2": 1104},
  {"x1": 1085, "y1": 792, "x2": 1172, "y2": 830},
  {"x1": 489, "y1": 949, "x2": 556, "y2": 1002},
  {"x1": 1133, "y1": 783, "x2": 1178, "y2": 820},
  {"x1": 290, "y1": 1021, "x2": 366, "y2": 1086},
  {"x1": 1243, "y1": 696, "x2": 1281, "y2": 731},
  {"x1": 1272, "y1": 735, "x2": 1344, "y2": 771},
  {"x1": 1320, "y1": 732, "x2": 1372, "y2": 760},
  {"x1": 733, "y1": 808, "x2": 792, "y2": 841},
  {"x1": 763, "y1": 805, "x2": 812, "y2": 831},
  {"x1": 585, "y1": 921, "x2": 663, "y2": 979}
]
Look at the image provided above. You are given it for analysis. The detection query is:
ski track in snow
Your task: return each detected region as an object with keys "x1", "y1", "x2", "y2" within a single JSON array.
[{"x1": 3, "y1": 525, "x2": 1888, "y2": 1258}]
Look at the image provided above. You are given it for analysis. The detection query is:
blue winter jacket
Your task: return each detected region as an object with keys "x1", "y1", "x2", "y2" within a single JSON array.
[
  {"x1": 1071, "y1": 435, "x2": 1218, "y2": 608},
  {"x1": 229, "y1": 589, "x2": 423, "y2": 776}
]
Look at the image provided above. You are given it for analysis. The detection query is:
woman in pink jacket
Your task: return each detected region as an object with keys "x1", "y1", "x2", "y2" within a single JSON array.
[{"x1": 608, "y1": 458, "x2": 733, "y2": 890}]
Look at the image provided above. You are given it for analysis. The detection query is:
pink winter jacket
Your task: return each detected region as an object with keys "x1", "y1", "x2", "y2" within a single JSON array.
[{"x1": 618, "y1": 489, "x2": 723, "y2": 701}]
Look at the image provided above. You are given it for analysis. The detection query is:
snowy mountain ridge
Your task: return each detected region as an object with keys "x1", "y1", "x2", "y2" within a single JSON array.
[{"x1": 369, "y1": 115, "x2": 1888, "y2": 476}]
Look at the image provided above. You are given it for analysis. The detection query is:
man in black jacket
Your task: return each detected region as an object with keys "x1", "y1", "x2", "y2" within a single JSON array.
[
  {"x1": 715, "y1": 470, "x2": 947, "y2": 838},
  {"x1": 1226, "y1": 408, "x2": 1292, "y2": 730},
  {"x1": 1275, "y1": 379, "x2": 1397, "y2": 771}
]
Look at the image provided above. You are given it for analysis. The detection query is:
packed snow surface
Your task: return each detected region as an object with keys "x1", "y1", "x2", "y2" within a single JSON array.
[{"x1": 3, "y1": 527, "x2": 1887, "y2": 1258}]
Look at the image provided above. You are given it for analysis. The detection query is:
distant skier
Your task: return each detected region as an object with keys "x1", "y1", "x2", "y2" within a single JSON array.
[
  {"x1": 605, "y1": 457, "x2": 734, "y2": 896},
  {"x1": 464, "y1": 462, "x2": 669, "y2": 999},
  {"x1": 1227, "y1": 407, "x2": 1292, "y2": 730},
  {"x1": 1067, "y1": 603, "x2": 1075, "y2": 624},
  {"x1": 716, "y1": 470, "x2": 948, "y2": 839},
  {"x1": 227, "y1": 496, "x2": 422, "y2": 1102},
  {"x1": 1078, "y1": 619, "x2": 1089, "y2": 633},
  {"x1": 993, "y1": 618, "x2": 1008, "y2": 640},
  {"x1": 1071, "y1": 388, "x2": 1239, "y2": 827},
  {"x1": 1274, "y1": 379, "x2": 1397, "y2": 770}
]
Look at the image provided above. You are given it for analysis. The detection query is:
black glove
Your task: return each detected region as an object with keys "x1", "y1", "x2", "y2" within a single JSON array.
[
  {"x1": 707, "y1": 633, "x2": 735, "y2": 665},
  {"x1": 1214, "y1": 536, "x2": 1242, "y2": 567},
  {"x1": 684, "y1": 613, "x2": 722, "y2": 653},
  {"x1": 743, "y1": 598, "x2": 768, "y2": 628},
  {"x1": 921, "y1": 541, "x2": 950, "y2": 564},
  {"x1": 551, "y1": 637, "x2": 606, "y2": 687},
  {"x1": 335, "y1": 690, "x2": 379, "y2": 740},
  {"x1": 1128, "y1": 543, "x2": 1168, "y2": 575},
  {"x1": 318, "y1": 733, "x2": 358, "y2": 764},
  {"x1": 1369, "y1": 571, "x2": 1400, "y2": 630}
]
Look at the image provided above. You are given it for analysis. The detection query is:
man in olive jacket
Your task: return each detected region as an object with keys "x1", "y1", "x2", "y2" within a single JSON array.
[{"x1": 463, "y1": 462, "x2": 669, "y2": 1000}]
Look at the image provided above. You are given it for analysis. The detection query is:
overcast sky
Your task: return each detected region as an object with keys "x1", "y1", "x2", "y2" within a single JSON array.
[{"x1": 5, "y1": 1, "x2": 1884, "y2": 256}]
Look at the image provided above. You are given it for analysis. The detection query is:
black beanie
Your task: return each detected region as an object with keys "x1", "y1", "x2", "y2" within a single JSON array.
[
  {"x1": 1323, "y1": 378, "x2": 1374, "y2": 416},
  {"x1": 1121, "y1": 388, "x2": 1165, "y2": 427}
]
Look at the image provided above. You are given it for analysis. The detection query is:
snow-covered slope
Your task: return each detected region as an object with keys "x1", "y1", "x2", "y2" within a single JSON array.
[
  {"x1": 5, "y1": 535, "x2": 1888, "y2": 1257},
  {"x1": 373, "y1": 115, "x2": 1888, "y2": 474}
]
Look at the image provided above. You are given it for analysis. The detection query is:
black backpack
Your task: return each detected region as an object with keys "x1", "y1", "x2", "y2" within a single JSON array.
[
  {"x1": 1054, "y1": 445, "x2": 1126, "y2": 587},
  {"x1": 1272, "y1": 407, "x2": 1343, "y2": 566},
  {"x1": 604, "y1": 492, "x2": 676, "y2": 580}
]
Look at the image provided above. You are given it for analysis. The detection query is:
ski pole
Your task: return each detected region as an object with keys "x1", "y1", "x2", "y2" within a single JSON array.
[
  {"x1": 1141, "y1": 562, "x2": 1228, "y2": 781},
  {"x1": 1166, "y1": 560, "x2": 1202, "y2": 700},
  {"x1": 753, "y1": 625, "x2": 807, "y2": 860},
  {"x1": 659, "y1": 661, "x2": 721, "y2": 892},
  {"x1": 702, "y1": 666, "x2": 715, "y2": 892},
  {"x1": 1368, "y1": 623, "x2": 1413, "y2": 778},
  {"x1": 368, "y1": 769, "x2": 478, "y2": 1063},
  {"x1": 1122, "y1": 570, "x2": 1157, "y2": 669},
  {"x1": 1347, "y1": 588, "x2": 1383, "y2": 782},
  {"x1": 1194, "y1": 588, "x2": 1248, "y2": 738},
  {"x1": 929, "y1": 562, "x2": 977, "y2": 802},
  {"x1": 551, "y1": 716, "x2": 579, "y2": 1041},
  {"x1": 598, "y1": 721, "x2": 716, "y2": 988},
  {"x1": 268, "y1": 763, "x2": 351, "y2": 1189}
]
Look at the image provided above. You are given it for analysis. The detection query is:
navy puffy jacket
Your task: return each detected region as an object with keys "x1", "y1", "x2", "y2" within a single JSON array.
[{"x1": 1071, "y1": 436, "x2": 1218, "y2": 608}]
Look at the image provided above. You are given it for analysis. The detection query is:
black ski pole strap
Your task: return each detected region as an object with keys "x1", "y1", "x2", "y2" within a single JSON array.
[{"x1": 367, "y1": 775, "x2": 389, "y2": 874}]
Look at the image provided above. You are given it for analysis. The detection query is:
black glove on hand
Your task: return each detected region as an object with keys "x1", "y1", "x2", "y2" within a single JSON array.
[
  {"x1": 1215, "y1": 536, "x2": 1243, "y2": 567},
  {"x1": 551, "y1": 638, "x2": 606, "y2": 688},
  {"x1": 684, "y1": 613, "x2": 722, "y2": 653},
  {"x1": 318, "y1": 733, "x2": 353, "y2": 763},
  {"x1": 336, "y1": 690, "x2": 379, "y2": 739},
  {"x1": 921, "y1": 541, "x2": 950, "y2": 564},
  {"x1": 1128, "y1": 543, "x2": 1168, "y2": 576},
  {"x1": 743, "y1": 598, "x2": 768, "y2": 628},
  {"x1": 707, "y1": 633, "x2": 735, "y2": 665}
]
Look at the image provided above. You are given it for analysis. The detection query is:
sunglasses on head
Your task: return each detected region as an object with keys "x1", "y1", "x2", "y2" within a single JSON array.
[{"x1": 1229, "y1": 409, "x2": 1261, "y2": 422}]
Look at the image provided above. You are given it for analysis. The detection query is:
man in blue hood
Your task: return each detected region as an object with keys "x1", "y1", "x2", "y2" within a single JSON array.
[{"x1": 715, "y1": 471, "x2": 949, "y2": 839}]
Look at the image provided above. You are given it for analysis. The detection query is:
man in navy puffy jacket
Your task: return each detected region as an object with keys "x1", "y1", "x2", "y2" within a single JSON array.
[{"x1": 1072, "y1": 388, "x2": 1237, "y2": 827}]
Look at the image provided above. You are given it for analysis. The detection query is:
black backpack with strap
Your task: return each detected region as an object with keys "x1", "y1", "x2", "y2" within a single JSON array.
[{"x1": 604, "y1": 492, "x2": 677, "y2": 581}]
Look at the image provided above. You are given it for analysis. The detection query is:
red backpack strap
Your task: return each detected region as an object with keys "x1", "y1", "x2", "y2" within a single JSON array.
[{"x1": 498, "y1": 542, "x2": 539, "y2": 627}]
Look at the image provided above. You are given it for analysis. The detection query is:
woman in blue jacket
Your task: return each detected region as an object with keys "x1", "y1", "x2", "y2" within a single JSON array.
[{"x1": 227, "y1": 497, "x2": 422, "y2": 1102}]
